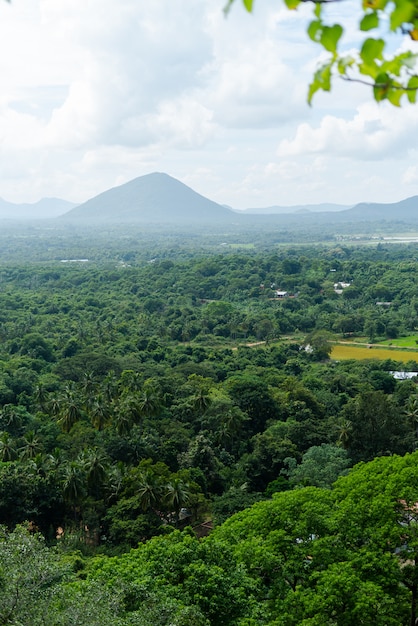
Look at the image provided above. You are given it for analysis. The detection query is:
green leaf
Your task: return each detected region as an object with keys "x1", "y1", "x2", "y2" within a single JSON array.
[
  {"x1": 382, "y1": 52, "x2": 418, "y2": 77},
  {"x1": 319, "y1": 63, "x2": 332, "y2": 92},
  {"x1": 242, "y1": 0, "x2": 253, "y2": 11},
  {"x1": 307, "y1": 20, "x2": 323, "y2": 43},
  {"x1": 362, "y1": 0, "x2": 388, "y2": 9},
  {"x1": 407, "y1": 75, "x2": 418, "y2": 103},
  {"x1": 223, "y1": 0, "x2": 235, "y2": 15},
  {"x1": 360, "y1": 12, "x2": 379, "y2": 31},
  {"x1": 337, "y1": 55, "x2": 356, "y2": 76},
  {"x1": 360, "y1": 38, "x2": 385, "y2": 64},
  {"x1": 359, "y1": 62, "x2": 378, "y2": 80},
  {"x1": 390, "y1": 0, "x2": 415, "y2": 30},
  {"x1": 320, "y1": 24, "x2": 344, "y2": 53},
  {"x1": 284, "y1": 0, "x2": 300, "y2": 8},
  {"x1": 308, "y1": 61, "x2": 333, "y2": 104},
  {"x1": 386, "y1": 86, "x2": 404, "y2": 106},
  {"x1": 400, "y1": 51, "x2": 418, "y2": 70},
  {"x1": 308, "y1": 79, "x2": 321, "y2": 105},
  {"x1": 314, "y1": 3, "x2": 321, "y2": 18},
  {"x1": 373, "y1": 72, "x2": 391, "y2": 101}
]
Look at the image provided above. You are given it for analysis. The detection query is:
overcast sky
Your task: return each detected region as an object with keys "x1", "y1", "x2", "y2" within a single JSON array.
[{"x1": 1, "y1": 0, "x2": 418, "y2": 209}]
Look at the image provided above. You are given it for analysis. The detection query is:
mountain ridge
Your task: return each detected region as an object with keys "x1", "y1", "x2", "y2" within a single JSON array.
[
  {"x1": 0, "y1": 197, "x2": 76, "y2": 219},
  {"x1": 1, "y1": 173, "x2": 418, "y2": 223}
]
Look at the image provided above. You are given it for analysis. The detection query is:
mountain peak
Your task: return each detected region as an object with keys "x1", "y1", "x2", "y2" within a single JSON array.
[{"x1": 63, "y1": 172, "x2": 234, "y2": 222}]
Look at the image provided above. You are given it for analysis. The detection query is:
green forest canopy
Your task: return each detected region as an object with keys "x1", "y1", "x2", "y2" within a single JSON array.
[
  {"x1": 0, "y1": 242, "x2": 418, "y2": 622},
  {"x1": 4, "y1": 452, "x2": 418, "y2": 624}
]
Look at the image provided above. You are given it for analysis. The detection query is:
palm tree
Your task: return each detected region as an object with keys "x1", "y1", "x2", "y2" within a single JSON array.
[
  {"x1": 119, "y1": 370, "x2": 142, "y2": 394},
  {"x1": 47, "y1": 447, "x2": 65, "y2": 471},
  {"x1": 188, "y1": 375, "x2": 212, "y2": 414},
  {"x1": 60, "y1": 460, "x2": 86, "y2": 520},
  {"x1": 0, "y1": 431, "x2": 16, "y2": 461},
  {"x1": 101, "y1": 371, "x2": 119, "y2": 404},
  {"x1": 34, "y1": 383, "x2": 48, "y2": 412},
  {"x1": 27, "y1": 452, "x2": 52, "y2": 477},
  {"x1": 137, "y1": 470, "x2": 163, "y2": 513},
  {"x1": 0, "y1": 404, "x2": 26, "y2": 436},
  {"x1": 216, "y1": 406, "x2": 248, "y2": 451},
  {"x1": 337, "y1": 419, "x2": 353, "y2": 449},
  {"x1": 113, "y1": 392, "x2": 141, "y2": 436},
  {"x1": 47, "y1": 394, "x2": 61, "y2": 418},
  {"x1": 79, "y1": 448, "x2": 109, "y2": 497},
  {"x1": 112, "y1": 407, "x2": 133, "y2": 437},
  {"x1": 164, "y1": 478, "x2": 190, "y2": 524},
  {"x1": 57, "y1": 384, "x2": 84, "y2": 433},
  {"x1": 81, "y1": 371, "x2": 96, "y2": 411},
  {"x1": 138, "y1": 379, "x2": 162, "y2": 418},
  {"x1": 190, "y1": 386, "x2": 211, "y2": 414},
  {"x1": 18, "y1": 430, "x2": 43, "y2": 460},
  {"x1": 90, "y1": 394, "x2": 112, "y2": 431},
  {"x1": 106, "y1": 462, "x2": 126, "y2": 503}
]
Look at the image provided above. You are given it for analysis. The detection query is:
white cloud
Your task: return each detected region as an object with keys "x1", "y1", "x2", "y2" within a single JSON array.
[
  {"x1": 277, "y1": 101, "x2": 418, "y2": 161},
  {"x1": 403, "y1": 164, "x2": 418, "y2": 186},
  {"x1": 0, "y1": 0, "x2": 418, "y2": 207}
]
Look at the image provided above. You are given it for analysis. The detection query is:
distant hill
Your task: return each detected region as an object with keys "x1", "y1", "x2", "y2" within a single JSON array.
[
  {"x1": 342, "y1": 196, "x2": 418, "y2": 221},
  {"x1": 0, "y1": 197, "x2": 76, "y2": 219},
  {"x1": 240, "y1": 196, "x2": 418, "y2": 225},
  {"x1": 3, "y1": 174, "x2": 417, "y2": 226},
  {"x1": 62, "y1": 173, "x2": 235, "y2": 222},
  {"x1": 238, "y1": 203, "x2": 352, "y2": 215}
]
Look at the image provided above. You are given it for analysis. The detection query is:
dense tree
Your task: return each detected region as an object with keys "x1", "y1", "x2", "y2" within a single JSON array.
[
  {"x1": 284, "y1": 443, "x2": 351, "y2": 488},
  {"x1": 0, "y1": 462, "x2": 62, "y2": 532},
  {"x1": 0, "y1": 245, "x2": 416, "y2": 561},
  {"x1": 342, "y1": 389, "x2": 409, "y2": 462}
]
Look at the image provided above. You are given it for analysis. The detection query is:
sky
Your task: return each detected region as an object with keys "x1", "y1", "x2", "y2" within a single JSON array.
[{"x1": 1, "y1": 0, "x2": 418, "y2": 210}]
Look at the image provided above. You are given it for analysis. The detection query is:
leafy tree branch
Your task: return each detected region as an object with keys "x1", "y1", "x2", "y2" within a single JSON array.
[{"x1": 227, "y1": 0, "x2": 418, "y2": 105}]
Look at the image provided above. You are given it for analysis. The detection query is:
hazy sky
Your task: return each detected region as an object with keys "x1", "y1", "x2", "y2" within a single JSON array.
[{"x1": 1, "y1": 0, "x2": 418, "y2": 209}]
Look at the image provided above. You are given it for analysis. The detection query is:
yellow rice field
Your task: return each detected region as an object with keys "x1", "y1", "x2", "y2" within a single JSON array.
[{"x1": 331, "y1": 344, "x2": 418, "y2": 362}]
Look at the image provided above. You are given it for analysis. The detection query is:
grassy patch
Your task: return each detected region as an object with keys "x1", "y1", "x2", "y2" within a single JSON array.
[
  {"x1": 379, "y1": 335, "x2": 418, "y2": 348},
  {"x1": 331, "y1": 344, "x2": 418, "y2": 362}
]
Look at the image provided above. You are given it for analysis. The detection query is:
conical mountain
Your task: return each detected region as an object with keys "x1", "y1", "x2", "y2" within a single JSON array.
[{"x1": 62, "y1": 172, "x2": 234, "y2": 222}]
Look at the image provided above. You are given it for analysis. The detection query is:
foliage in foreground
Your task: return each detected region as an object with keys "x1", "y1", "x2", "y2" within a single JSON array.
[
  {"x1": 4, "y1": 452, "x2": 418, "y2": 624},
  {"x1": 229, "y1": 0, "x2": 418, "y2": 107}
]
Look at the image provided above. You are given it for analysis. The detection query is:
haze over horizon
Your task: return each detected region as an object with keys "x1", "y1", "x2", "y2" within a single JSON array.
[
  {"x1": 1, "y1": 1, "x2": 418, "y2": 210},
  {"x1": 2, "y1": 171, "x2": 418, "y2": 221},
  {"x1": 1, "y1": 171, "x2": 417, "y2": 222}
]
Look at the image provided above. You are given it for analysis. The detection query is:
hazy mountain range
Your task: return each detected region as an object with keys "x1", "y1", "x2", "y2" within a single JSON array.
[
  {"x1": 0, "y1": 197, "x2": 76, "y2": 219},
  {"x1": 1, "y1": 173, "x2": 418, "y2": 223},
  {"x1": 236, "y1": 203, "x2": 352, "y2": 214}
]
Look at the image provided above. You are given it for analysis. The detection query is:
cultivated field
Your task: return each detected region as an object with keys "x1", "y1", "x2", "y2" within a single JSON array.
[{"x1": 331, "y1": 344, "x2": 418, "y2": 362}]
